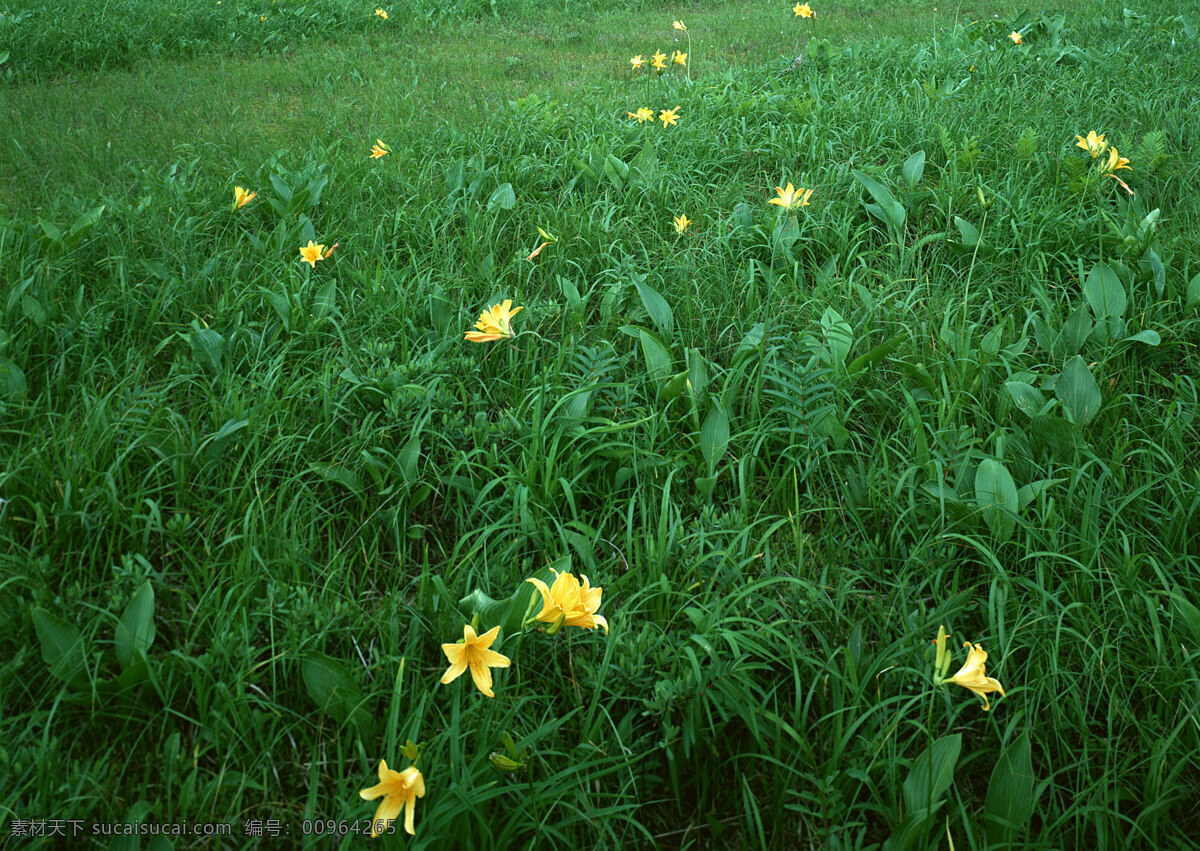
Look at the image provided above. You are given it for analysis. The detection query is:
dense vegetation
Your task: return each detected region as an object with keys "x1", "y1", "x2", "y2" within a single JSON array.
[{"x1": 2, "y1": 0, "x2": 1199, "y2": 846}]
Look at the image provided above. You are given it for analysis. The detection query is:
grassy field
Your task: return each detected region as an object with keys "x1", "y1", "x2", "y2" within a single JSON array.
[{"x1": 3, "y1": 0, "x2": 1200, "y2": 846}]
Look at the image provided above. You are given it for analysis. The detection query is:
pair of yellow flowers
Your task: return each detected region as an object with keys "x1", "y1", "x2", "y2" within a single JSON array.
[
  {"x1": 439, "y1": 567, "x2": 609, "y2": 698},
  {"x1": 360, "y1": 569, "x2": 608, "y2": 837}
]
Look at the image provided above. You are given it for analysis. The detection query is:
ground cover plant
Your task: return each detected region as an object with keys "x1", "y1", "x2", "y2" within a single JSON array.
[{"x1": 2, "y1": 0, "x2": 1200, "y2": 846}]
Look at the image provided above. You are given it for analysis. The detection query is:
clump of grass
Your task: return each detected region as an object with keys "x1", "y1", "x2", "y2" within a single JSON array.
[{"x1": 2, "y1": 0, "x2": 1199, "y2": 847}]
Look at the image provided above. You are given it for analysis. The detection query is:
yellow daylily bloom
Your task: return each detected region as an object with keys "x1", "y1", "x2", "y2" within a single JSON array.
[
  {"x1": 651, "y1": 51, "x2": 668, "y2": 70},
  {"x1": 768, "y1": 182, "x2": 813, "y2": 211},
  {"x1": 673, "y1": 213, "x2": 691, "y2": 234},
  {"x1": 464, "y1": 299, "x2": 523, "y2": 343},
  {"x1": 359, "y1": 761, "x2": 425, "y2": 836},
  {"x1": 1075, "y1": 131, "x2": 1108, "y2": 158},
  {"x1": 1009, "y1": 30, "x2": 1022, "y2": 44},
  {"x1": 794, "y1": 2, "x2": 814, "y2": 17},
  {"x1": 233, "y1": 186, "x2": 256, "y2": 210},
  {"x1": 949, "y1": 641, "x2": 1006, "y2": 711},
  {"x1": 370, "y1": 139, "x2": 390, "y2": 158},
  {"x1": 374, "y1": 7, "x2": 388, "y2": 18},
  {"x1": 630, "y1": 54, "x2": 645, "y2": 70},
  {"x1": 673, "y1": 19, "x2": 687, "y2": 30},
  {"x1": 440, "y1": 624, "x2": 511, "y2": 698},
  {"x1": 659, "y1": 106, "x2": 680, "y2": 128},
  {"x1": 527, "y1": 568, "x2": 609, "y2": 633},
  {"x1": 1102, "y1": 147, "x2": 1131, "y2": 172},
  {"x1": 672, "y1": 50, "x2": 687, "y2": 66},
  {"x1": 299, "y1": 240, "x2": 325, "y2": 267},
  {"x1": 628, "y1": 107, "x2": 654, "y2": 123}
]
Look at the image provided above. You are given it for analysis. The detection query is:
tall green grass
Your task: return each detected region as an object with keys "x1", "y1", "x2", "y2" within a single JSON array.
[{"x1": 2, "y1": 0, "x2": 1199, "y2": 847}]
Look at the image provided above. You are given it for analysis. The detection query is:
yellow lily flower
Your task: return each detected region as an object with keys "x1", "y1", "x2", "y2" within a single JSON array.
[
  {"x1": 464, "y1": 299, "x2": 523, "y2": 343},
  {"x1": 673, "y1": 213, "x2": 691, "y2": 234},
  {"x1": 527, "y1": 568, "x2": 609, "y2": 633},
  {"x1": 232, "y1": 186, "x2": 256, "y2": 210},
  {"x1": 949, "y1": 641, "x2": 1006, "y2": 711},
  {"x1": 673, "y1": 20, "x2": 686, "y2": 30},
  {"x1": 794, "y1": 2, "x2": 814, "y2": 17},
  {"x1": 370, "y1": 138, "x2": 390, "y2": 159},
  {"x1": 440, "y1": 624, "x2": 511, "y2": 698},
  {"x1": 1102, "y1": 147, "x2": 1131, "y2": 172},
  {"x1": 359, "y1": 761, "x2": 425, "y2": 836},
  {"x1": 630, "y1": 54, "x2": 645, "y2": 70},
  {"x1": 1009, "y1": 30, "x2": 1022, "y2": 44},
  {"x1": 374, "y1": 7, "x2": 387, "y2": 18},
  {"x1": 1075, "y1": 131, "x2": 1108, "y2": 158},
  {"x1": 673, "y1": 50, "x2": 687, "y2": 65},
  {"x1": 659, "y1": 106, "x2": 680, "y2": 128},
  {"x1": 651, "y1": 51, "x2": 668, "y2": 70},
  {"x1": 768, "y1": 182, "x2": 813, "y2": 211},
  {"x1": 299, "y1": 240, "x2": 326, "y2": 267},
  {"x1": 628, "y1": 107, "x2": 654, "y2": 123}
]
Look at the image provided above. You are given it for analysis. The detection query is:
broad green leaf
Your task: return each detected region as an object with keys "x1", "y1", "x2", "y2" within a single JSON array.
[
  {"x1": 735, "y1": 323, "x2": 765, "y2": 358},
  {"x1": 0, "y1": 358, "x2": 28, "y2": 400},
  {"x1": 429, "y1": 290, "x2": 452, "y2": 334},
  {"x1": 901, "y1": 150, "x2": 926, "y2": 187},
  {"x1": 1082, "y1": 262, "x2": 1126, "y2": 318},
  {"x1": 21, "y1": 294, "x2": 47, "y2": 327},
  {"x1": 852, "y1": 169, "x2": 905, "y2": 229},
  {"x1": 975, "y1": 458, "x2": 1019, "y2": 541},
  {"x1": 487, "y1": 182, "x2": 516, "y2": 211},
  {"x1": 686, "y1": 349, "x2": 709, "y2": 399},
  {"x1": 69, "y1": 205, "x2": 105, "y2": 237},
  {"x1": 301, "y1": 653, "x2": 372, "y2": 737},
  {"x1": 1056, "y1": 306, "x2": 1093, "y2": 358},
  {"x1": 1119, "y1": 329, "x2": 1161, "y2": 347},
  {"x1": 32, "y1": 608, "x2": 88, "y2": 688},
  {"x1": 312, "y1": 280, "x2": 337, "y2": 322},
  {"x1": 633, "y1": 276, "x2": 673, "y2": 337},
  {"x1": 188, "y1": 327, "x2": 224, "y2": 371},
  {"x1": 1055, "y1": 356, "x2": 1102, "y2": 425},
  {"x1": 1005, "y1": 381, "x2": 1047, "y2": 418},
  {"x1": 630, "y1": 140, "x2": 657, "y2": 181},
  {"x1": 819, "y1": 308, "x2": 854, "y2": 370},
  {"x1": 115, "y1": 582, "x2": 156, "y2": 671},
  {"x1": 699, "y1": 402, "x2": 730, "y2": 473},
  {"x1": 620, "y1": 325, "x2": 672, "y2": 381},
  {"x1": 604, "y1": 154, "x2": 629, "y2": 188},
  {"x1": 1017, "y1": 478, "x2": 1066, "y2": 511},
  {"x1": 1186, "y1": 272, "x2": 1200, "y2": 310},
  {"x1": 903, "y1": 733, "x2": 962, "y2": 814},
  {"x1": 846, "y1": 333, "x2": 904, "y2": 377},
  {"x1": 985, "y1": 731, "x2": 1037, "y2": 846}
]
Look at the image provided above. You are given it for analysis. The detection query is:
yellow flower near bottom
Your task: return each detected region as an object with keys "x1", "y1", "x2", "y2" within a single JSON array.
[
  {"x1": 440, "y1": 624, "x2": 511, "y2": 697},
  {"x1": 949, "y1": 641, "x2": 1006, "y2": 711},
  {"x1": 673, "y1": 213, "x2": 691, "y2": 234},
  {"x1": 659, "y1": 106, "x2": 680, "y2": 128},
  {"x1": 1009, "y1": 30, "x2": 1022, "y2": 44},
  {"x1": 464, "y1": 299, "x2": 523, "y2": 343},
  {"x1": 359, "y1": 761, "x2": 425, "y2": 836}
]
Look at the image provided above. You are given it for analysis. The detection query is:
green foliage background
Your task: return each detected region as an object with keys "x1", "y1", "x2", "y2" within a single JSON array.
[{"x1": 2, "y1": 0, "x2": 1199, "y2": 847}]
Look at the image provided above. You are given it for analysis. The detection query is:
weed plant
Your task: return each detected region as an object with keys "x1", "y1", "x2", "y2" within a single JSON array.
[{"x1": 2, "y1": 0, "x2": 1200, "y2": 847}]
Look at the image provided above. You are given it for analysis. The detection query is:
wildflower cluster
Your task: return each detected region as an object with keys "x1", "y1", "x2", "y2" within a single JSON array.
[
  {"x1": 1075, "y1": 129, "x2": 1134, "y2": 195},
  {"x1": 358, "y1": 564, "x2": 608, "y2": 835}
]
